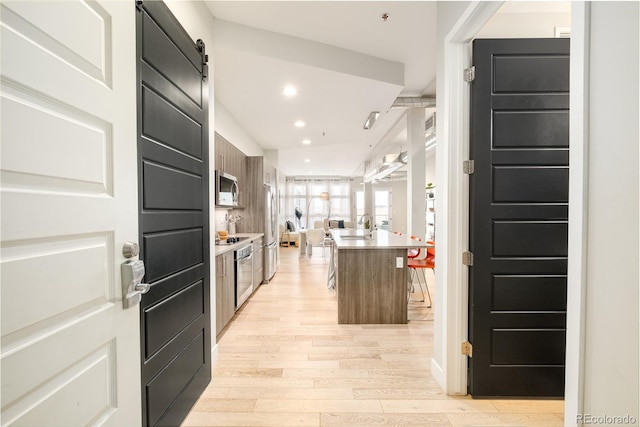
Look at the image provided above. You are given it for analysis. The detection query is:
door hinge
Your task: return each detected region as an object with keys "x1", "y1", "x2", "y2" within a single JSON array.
[
  {"x1": 135, "y1": 0, "x2": 144, "y2": 10},
  {"x1": 463, "y1": 160, "x2": 475, "y2": 174},
  {"x1": 196, "y1": 39, "x2": 208, "y2": 81},
  {"x1": 464, "y1": 66, "x2": 476, "y2": 82},
  {"x1": 462, "y1": 251, "x2": 474, "y2": 266},
  {"x1": 462, "y1": 341, "x2": 473, "y2": 357}
]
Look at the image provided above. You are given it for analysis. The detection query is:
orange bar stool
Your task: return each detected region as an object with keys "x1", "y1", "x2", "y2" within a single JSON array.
[{"x1": 407, "y1": 236, "x2": 433, "y2": 307}]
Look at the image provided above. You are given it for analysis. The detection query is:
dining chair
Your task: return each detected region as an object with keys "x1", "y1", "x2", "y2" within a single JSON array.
[{"x1": 306, "y1": 228, "x2": 327, "y2": 258}]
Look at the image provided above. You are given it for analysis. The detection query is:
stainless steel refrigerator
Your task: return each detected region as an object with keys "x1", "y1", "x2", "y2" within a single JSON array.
[{"x1": 263, "y1": 184, "x2": 277, "y2": 282}]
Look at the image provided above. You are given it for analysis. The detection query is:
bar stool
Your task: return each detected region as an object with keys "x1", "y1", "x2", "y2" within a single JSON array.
[{"x1": 407, "y1": 236, "x2": 433, "y2": 307}]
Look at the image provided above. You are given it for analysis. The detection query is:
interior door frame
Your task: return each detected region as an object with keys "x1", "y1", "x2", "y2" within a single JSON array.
[
  {"x1": 438, "y1": 0, "x2": 589, "y2": 417},
  {"x1": 436, "y1": 1, "x2": 503, "y2": 396}
]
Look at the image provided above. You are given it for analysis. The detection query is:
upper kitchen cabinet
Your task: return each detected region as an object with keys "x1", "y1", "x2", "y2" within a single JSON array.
[
  {"x1": 215, "y1": 132, "x2": 247, "y2": 207},
  {"x1": 245, "y1": 156, "x2": 277, "y2": 232}
]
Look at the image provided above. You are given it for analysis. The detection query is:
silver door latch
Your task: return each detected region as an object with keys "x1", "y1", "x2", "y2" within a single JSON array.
[{"x1": 121, "y1": 259, "x2": 150, "y2": 308}]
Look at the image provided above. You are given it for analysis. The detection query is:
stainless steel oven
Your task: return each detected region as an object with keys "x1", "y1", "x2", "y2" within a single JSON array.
[{"x1": 234, "y1": 244, "x2": 253, "y2": 309}]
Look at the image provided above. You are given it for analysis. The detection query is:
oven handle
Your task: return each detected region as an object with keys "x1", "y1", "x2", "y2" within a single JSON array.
[{"x1": 239, "y1": 252, "x2": 253, "y2": 262}]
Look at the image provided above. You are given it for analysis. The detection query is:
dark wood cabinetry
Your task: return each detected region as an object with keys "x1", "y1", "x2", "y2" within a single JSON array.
[
  {"x1": 215, "y1": 132, "x2": 247, "y2": 207},
  {"x1": 215, "y1": 251, "x2": 235, "y2": 336},
  {"x1": 245, "y1": 156, "x2": 276, "y2": 233}
]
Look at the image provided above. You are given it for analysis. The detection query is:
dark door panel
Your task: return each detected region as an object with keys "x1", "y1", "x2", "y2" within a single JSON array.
[
  {"x1": 136, "y1": 1, "x2": 210, "y2": 425},
  {"x1": 469, "y1": 38, "x2": 569, "y2": 397}
]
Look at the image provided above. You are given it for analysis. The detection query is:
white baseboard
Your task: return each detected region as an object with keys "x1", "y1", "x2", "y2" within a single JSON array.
[
  {"x1": 211, "y1": 343, "x2": 219, "y2": 365},
  {"x1": 431, "y1": 357, "x2": 446, "y2": 391}
]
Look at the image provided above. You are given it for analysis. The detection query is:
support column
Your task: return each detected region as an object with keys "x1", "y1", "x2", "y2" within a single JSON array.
[
  {"x1": 406, "y1": 108, "x2": 426, "y2": 238},
  {"x1": 363, "y1": 181, "x2": 373, "y2": 226}
]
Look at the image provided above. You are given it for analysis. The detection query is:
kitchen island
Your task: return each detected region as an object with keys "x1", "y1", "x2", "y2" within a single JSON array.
[{"x1": 330, "y1": 229, "x2": 428, "y2": 324}]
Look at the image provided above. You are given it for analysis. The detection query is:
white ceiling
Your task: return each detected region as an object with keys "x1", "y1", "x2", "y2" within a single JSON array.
[
  {"x1": 205, "y1": 1, "x2": 437, "y2": 177},
  {"x1": 205, "y1": 1, "x2": 569, "y2": 178}
]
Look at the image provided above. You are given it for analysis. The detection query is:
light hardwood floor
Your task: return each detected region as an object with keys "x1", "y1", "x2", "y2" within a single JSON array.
[{"x1": 183, "y1": 246, "x2": 564, "y2": 427}]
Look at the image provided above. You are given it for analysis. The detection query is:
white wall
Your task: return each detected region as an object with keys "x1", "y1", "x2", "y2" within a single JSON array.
[
  {"x1": 425, "y1": 151, "x2": 436, "y2": 188},
  {"x1": 574, "y1": 2, "x2": 639, "y2": 423},
  {"x1": 215, "y1": 98, "x2": 264, "y2": 157},
  {"x1": 477, "y1": 12, "x2": 570, "y2": 38}
]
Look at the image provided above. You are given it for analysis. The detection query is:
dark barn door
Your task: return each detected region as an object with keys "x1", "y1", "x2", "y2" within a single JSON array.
[
  {"x1": 469, "y1": 38, "x2": 569, "y2": 397},
  {"x1": 136, "y1": 2, "x2": 210, "y2": 425}
]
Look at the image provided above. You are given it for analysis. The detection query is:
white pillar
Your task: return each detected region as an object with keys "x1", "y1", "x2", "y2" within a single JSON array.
[
  {"x1": 363, "y1": 181, "x2": 373, "y2": 225},
  {"x1": 406, "y1": 108, "x2": 426, "y2": 238}
]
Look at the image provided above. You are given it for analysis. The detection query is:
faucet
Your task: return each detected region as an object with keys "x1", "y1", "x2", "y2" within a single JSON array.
[{"x1": 358, "y1": 213, "x2": 373, "y2": 237}]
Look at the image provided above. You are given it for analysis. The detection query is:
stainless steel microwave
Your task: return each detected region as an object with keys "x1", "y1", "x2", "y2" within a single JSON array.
[{"x1": 215, "y1": 171, "x2": 239, "y2": 207}]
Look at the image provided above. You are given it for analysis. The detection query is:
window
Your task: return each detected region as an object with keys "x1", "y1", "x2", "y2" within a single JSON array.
[
  {"x1": 285, "y1": 178, "x2": 354, "y2": 228},
  {"x1": 374, "y1": 189, "x2": 392, "y2": 230}
]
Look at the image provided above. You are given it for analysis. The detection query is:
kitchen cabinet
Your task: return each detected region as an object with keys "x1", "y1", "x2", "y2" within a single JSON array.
[
  {"x1": 331, "y1": 229, "x2": 423, "y2": 324},
  {"x1": 215, "y1": 132, "x2": 247, "y2": 207},
  {"x1": 245, "y1": 156, "x2": 278, "y2": 282},
  {"x1": 253, "y1": 236, "x2": 264, "y2": 287},
  {"x1": 244, "y1": 156, "x2": 277, "y2": 232},
  {"x1": 215, "y1": 251, "x2": 235, "y2": 336}
]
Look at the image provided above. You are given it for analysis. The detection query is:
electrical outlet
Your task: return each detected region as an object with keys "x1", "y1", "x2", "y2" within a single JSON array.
[{"x1": 396, "y1": 257, "x2": 403, "y2": 268}]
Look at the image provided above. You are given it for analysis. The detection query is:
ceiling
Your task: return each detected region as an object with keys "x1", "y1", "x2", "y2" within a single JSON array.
[
  {"x1": 205, "y1": 1, "x2": 437, "y2": 178},
  {"x1": 205, "y1": 1, "x2": 570, "y2": 178}
]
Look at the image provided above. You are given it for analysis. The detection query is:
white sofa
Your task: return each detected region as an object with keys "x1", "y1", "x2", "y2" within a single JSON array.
[{"x1": 314, "y1": 219, "x2": 356, "y2": 232}]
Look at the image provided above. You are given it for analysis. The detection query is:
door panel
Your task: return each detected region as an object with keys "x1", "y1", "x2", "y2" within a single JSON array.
[
  {"x1": 493, "y1": 167, "x2": 569, "y2": 202},
  {"x1": 469, "y1": 38, "x2": 569, "y2": 397},
  {"x1": 136, "y1": 2, "x2": 210, "y2": 425},
  {"x1": 1, "y1": 1, "x2": 140, "y2": 426},
  {"x1": 493, "y1": 110, "x2": 569, "y2": 148},
  {"x1": 493, "y1": 56, "x2": 569, "y2": 92}
]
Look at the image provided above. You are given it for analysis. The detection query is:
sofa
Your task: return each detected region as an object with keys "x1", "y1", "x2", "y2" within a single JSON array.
[
  {"x1": 314, "y1": 219, "x2": 356, "y2": 232},
  {"x1": 279, "y1": 223, "x2": 299, "y2": 247}
]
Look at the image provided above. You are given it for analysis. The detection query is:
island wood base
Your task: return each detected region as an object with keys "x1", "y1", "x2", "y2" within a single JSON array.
[{"x1": 337, "y1": 248, "x2": 407, "y2": 324}]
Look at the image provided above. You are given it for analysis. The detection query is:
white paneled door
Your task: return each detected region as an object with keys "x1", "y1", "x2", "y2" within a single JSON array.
[{"x1": 1, "y1": 2, "x2": 140, "y2": 426}]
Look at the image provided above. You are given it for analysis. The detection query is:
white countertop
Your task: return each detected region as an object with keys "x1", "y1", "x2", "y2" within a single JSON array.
[
  {"x1": 330, "y1": 229, "x2": 428, "y2": 250},
  {"x1": 214, "y1": 233, "x2": 264, "y2": 256}
]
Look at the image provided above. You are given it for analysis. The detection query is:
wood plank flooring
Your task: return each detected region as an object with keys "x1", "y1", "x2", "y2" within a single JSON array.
[{"x1": 183, "y1": 246, "x2": 564, "y2": 426}]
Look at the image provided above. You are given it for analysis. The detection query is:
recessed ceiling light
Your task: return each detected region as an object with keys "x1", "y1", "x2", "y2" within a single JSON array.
[
  {"x1": 305, "y1": 159, "x2": 310, "y2": 163},
  {"x1": 294, "y1": 120, "x2": 305, "y2": 128},
  {"x1": 302, "y1": 139, "x2": 311, "y2": 145},
  {"x1": 283, "y1": 85, "x2": 297, "y2": 97}
]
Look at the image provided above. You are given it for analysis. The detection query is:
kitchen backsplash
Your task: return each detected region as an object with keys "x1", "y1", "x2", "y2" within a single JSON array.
[
  {"x1": 215, "y1": 208, "x2": 247, "y2": 234},
  {"x1": 215, "y1": 210, "x2": 228, "y2": 232}
]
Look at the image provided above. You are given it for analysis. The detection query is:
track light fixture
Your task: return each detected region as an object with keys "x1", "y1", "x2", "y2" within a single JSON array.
[{"x1": 363, "y1": 111, "x2": 380, "y2": 130}]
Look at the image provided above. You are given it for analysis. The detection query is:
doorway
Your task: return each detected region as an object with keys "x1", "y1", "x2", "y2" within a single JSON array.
[{"x1": 436, "y1": 1, "x2": 572, "y2": 397}]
